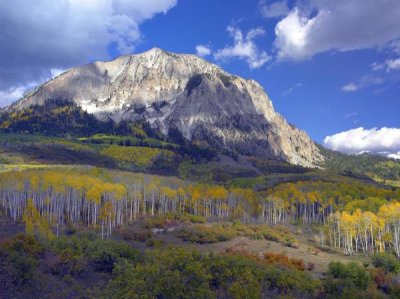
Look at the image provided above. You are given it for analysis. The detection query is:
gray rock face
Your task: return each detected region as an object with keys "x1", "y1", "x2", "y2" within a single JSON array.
[{"x1": 8, "y1": 48, "x2": 324, "y2": 167}]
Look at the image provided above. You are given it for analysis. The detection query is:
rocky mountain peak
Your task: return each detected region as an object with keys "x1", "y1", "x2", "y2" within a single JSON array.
[{"x1": 5, "y1": 48, "x2": 324, "y2": 168}]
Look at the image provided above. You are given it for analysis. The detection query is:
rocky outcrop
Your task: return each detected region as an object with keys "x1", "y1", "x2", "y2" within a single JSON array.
[{"x1": 8, "y1": 48, "x2": 324, "y2": 168}]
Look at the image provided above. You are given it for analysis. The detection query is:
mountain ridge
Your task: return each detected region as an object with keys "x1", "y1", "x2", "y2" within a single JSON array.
[{"x1": 3, "y1": 48, "x2": 324, "y2": 168}]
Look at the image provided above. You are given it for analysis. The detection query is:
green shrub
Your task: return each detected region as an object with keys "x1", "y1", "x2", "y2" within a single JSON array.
[
  {"x1": 8, "y1": 233, "x2": 45, "y2": 257},
  {"x1": 8, "y1": 253, "x2": 38, "y2": 286},
  {"x1": 142, "y1": 215, "x2": 173, "y2": 229},
  {"x1": 175, "y1": 223, "x2": 298, "y2": 247},
  {"x1": 175, "y1": 225, "x2": 237, "y2": 244},
  {"x1": 372, "y1": 253, "x2": 400, "y2": 274},
  {"x1": 180, "y1": 214, "x2": 207, "y2": 224},
  {"x1": 146, "y1": 239, "x2": 164, "y2": 247},
  {"x1": 0, "y1": 233, "x2": 324, "y2": 298},
  {"x1": 64, "y1": 225, "x2": 77, "y2": 235},
  {"x1": 88, "y1": 240, "x2": 139, "y2": 272},
  {"x1": 107, "y1": 249, "x2": 215, "y2": 299},
  {"x1": 119, "y1": 227, "x2": 152, "y2": 242},
  {"x1": 324, "y1": 261, "x2": 372, "y2": 297}
]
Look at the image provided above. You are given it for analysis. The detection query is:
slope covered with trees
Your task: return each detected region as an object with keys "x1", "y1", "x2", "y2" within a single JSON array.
[
  {"x1": 0, "y1": 168, "x2": 400, "y2": 255},
  {"x1": 0, "y1": 164, "x2": 399, "y2": 298},
  {"x1": 0, "y1": 100, "x2": 114, "y2": 136},
  {"x1": 2, "y1": 99, "x2": 400, "y2": 186},
  {"x1": 321, "y1": 146, "x2": 400, "y2": 185}
]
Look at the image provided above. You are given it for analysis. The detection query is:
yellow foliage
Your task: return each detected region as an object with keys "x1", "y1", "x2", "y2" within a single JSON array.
[
  {"x1": 100, "y1": 145, "x2": 174, "y2": 168},
  {"x1": 23, "y1": 199, "x2": 54, "y2": 240}
]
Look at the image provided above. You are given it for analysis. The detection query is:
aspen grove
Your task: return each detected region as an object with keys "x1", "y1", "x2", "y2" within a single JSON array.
[{"x1": 1, "y1": 168, "x2": 400, "y2": 257}]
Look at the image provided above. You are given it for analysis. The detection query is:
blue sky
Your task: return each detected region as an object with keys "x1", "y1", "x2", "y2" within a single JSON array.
[{"x1": 1, "y1": 0, "x2": 400, "y2": 157}]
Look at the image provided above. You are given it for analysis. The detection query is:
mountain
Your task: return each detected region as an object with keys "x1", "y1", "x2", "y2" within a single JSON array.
[{"x1": 4, "y1": 48, "x2": 324, "y2": 168}]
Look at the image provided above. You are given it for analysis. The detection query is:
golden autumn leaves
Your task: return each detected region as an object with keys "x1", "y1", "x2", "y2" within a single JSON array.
[{"x1": 2, "y1": 168, "x2": 400, "y2": 252}]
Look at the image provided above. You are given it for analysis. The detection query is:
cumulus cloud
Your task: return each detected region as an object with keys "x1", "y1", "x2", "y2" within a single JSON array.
[
  {"x1": 324, "y1": 127, "x2": 400, "y2": 159},
  {"x1": 0, "y1": 0, "x2": 177, "y2": 102},
  {"x1": 386, "y1": 58, "x2": 400, "y2": 71},
  {"x1": 260, "y1": 0, "x2": 289, "y2": 18},
  {"x1": 274, "y1": 0, "x2": 400, "y2": 60},
  {"x1": 0, "y1": 68, "x2": 67, "y2": 107},
  {"x1": 371, "y1": 58, "x2": 400, "y2": 72},
  {"x1": 195, "y1": 45, "x2": 211, "y2": 57},
  {"x1": 215, "y1": 26, "x2": 271, "y2": 69},
  {"x1": 388, "y1": 152, "x2": 400, "y2": 159},
  {"x1": 371, "y1": 62, "x2": 385, "y2": 71},
  {"x1": 0, "y1": 86, "x2": 32, "y2": 107}
]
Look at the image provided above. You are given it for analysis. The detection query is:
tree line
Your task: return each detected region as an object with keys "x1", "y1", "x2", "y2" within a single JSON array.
[{"x1": 0, "y1": 169, "x2": 260, "y2": 238}]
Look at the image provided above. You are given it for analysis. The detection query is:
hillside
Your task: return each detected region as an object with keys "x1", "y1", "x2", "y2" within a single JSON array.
[
  {"x1": 1, "y1": 166, "x2": 400, "y2": 298},
  {"x1": 321, "y1": 146, "x2": 400, "y2": 186},
  {"x1": 2, "y1": 98, "x2": 399, "y2": 186}
]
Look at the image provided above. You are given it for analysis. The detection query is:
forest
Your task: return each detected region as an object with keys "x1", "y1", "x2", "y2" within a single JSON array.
[{"x1": 1, "y1": 168, "x2": 400, "y2": 256}]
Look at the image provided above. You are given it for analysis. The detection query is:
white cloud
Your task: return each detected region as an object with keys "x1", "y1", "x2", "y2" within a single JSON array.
[
  {"x1": 113, "y1": 0, "x2": 177, "y2": 21},
  {"x1": 324, "y1": 127, "x2": 400, "y2": 158},
  {"x1": 0, "y1": 0, "x2": 177, "y2": 94},
  {"x1": 0, "y1": 69, "x2": 68, "y2": 107},
  {"x1": 371, "y1": 58, "x2": 400, "y2": 72},
  {"x1": 0, "y1": 86, "x2": 30, "y2": 107},
  {"x1": 341, "y1": 75, "x2": 383, "y2": 92},
  {"x1": 274, "y1": 0, "x2": 400, "y2": 60},
  {"x1": 386, "y1": 58, "x2": 400, "y2": 71},
  {"x1": 342, "y1": 83, "x2": 358, "y2": 92},
  {"x1": 195, "y1": 45, "x2": 211, "y2": 57},
  {"x1": 388, "y1": 152, "x2": 400, "y2": 160},
  {"x1": 215, "y1": 26, "x2": 271, "y2": 69},
  {"x1": 282, "y1": 82, "x2": 302, "y2": 96},
  {"x1": 50, "y1": 68, "x2": 66, "y2": 78},
  {"x1": 260, "y1": 0, "x2": 289, "y2": 18},
  {"x1": 371, "y1": 62, "x2": 385, "y2": 71}
]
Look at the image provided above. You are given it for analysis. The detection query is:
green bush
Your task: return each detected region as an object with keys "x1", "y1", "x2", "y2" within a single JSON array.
[
  {"x1": 324, "y1": 262, "x2": 372, "y2": 297},
  {"x1": 179, "y1": 214, "x2": 207, "y2": 224},
  {"x1": 107, "y1": 249, "x2": 215, "y2": 299},
  {"x1": 6, "y1": 233, "x2": 384, "y2": 298},
  {"x1": 372, "y1": 253, "x2": 400, "y2": 274},
  {"x1": 175, "y1": 223, "x2": 298, "y2": 247},
  {"x1": 49, "y1": 235, "x2": 139, "y2": 273},
  {"x1": 106, "y1": 247, "x2": 319, "y2": 298},
  {"x1": 145, "y1": 239, "x2": 164, "y2": 247},
  {"x1": 88, "y1": 240, "x2": 139, "y2": 272},
  {"x1": 142, "y1": 215, "x2": 173, "y2": 229},
  {"x1": 119, "y1": 227, "x2": 153, "y2": 242},
  {"x1": 175, "y1": 225, "x2": 237, "y2": 244}
]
